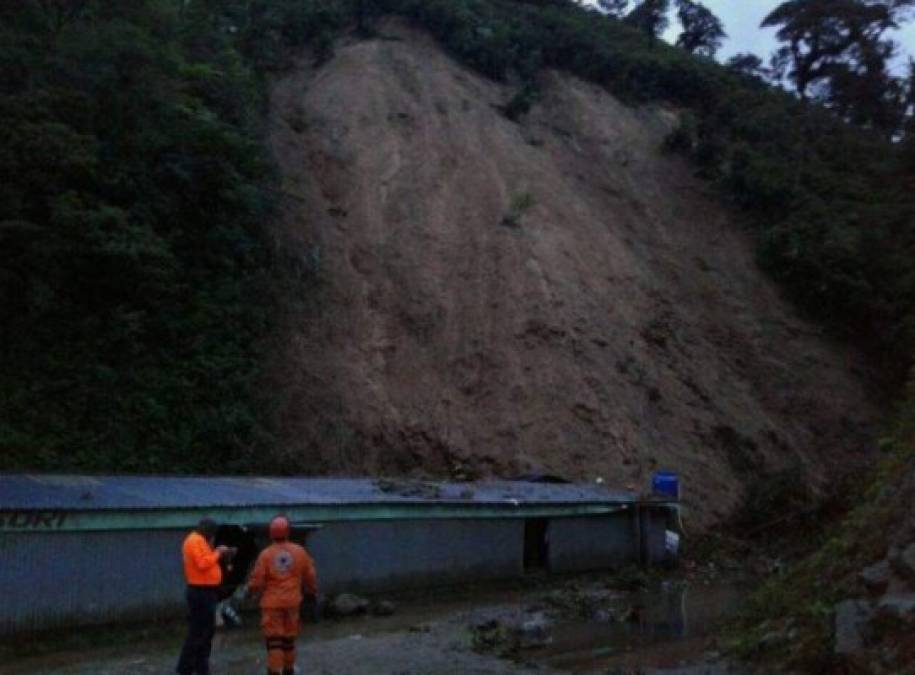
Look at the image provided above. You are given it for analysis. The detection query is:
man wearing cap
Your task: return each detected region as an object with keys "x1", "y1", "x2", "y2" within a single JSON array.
[
  {"x1": 176, "y1": 518, "x2": 232, "y2": 675},
  {"x1": 247, "y1": 516, "x2": 318, "y2": 675}
]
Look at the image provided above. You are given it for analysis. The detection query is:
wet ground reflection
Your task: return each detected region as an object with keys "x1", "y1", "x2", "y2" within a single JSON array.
[{"x1": 534, "y1": 584, "x2": 744, "y2": 673}]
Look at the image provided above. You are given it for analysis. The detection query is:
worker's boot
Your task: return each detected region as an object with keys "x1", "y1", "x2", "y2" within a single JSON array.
[{"x1": 283, "y1": 669, "x2": 295, "y2": 675}]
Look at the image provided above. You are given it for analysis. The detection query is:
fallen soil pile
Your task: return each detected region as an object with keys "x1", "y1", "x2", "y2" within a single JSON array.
[{"x1": 267, "y1": 20, "x2": 877, "y2": 525}]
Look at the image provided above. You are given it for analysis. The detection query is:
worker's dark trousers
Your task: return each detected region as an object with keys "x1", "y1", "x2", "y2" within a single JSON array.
[{"x1": 176, "y1": 585, "x2": 219, "y2": 675}]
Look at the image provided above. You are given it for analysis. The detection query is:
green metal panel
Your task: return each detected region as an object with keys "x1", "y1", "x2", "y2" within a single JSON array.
[{"x1": 0, "y1": 502, "x2": 633, "y2": 533}]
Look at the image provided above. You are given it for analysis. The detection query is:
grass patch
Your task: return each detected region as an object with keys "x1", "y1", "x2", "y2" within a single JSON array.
[{"x1": 501, "y1": 191, "x2": 536, "y2": 228}]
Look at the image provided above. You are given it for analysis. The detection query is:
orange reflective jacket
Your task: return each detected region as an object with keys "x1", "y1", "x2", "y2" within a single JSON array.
[
  {"x1": 182, "y1": 531, "x2": 223, "y2": 586},
  {"x1": 247, "y1": 542, "x2": 317, "y2": 609}
]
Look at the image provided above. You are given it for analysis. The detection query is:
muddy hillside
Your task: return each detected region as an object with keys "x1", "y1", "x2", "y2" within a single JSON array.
[{"x1": 267, "y1": 20, "x2": 877, "y2": 525}]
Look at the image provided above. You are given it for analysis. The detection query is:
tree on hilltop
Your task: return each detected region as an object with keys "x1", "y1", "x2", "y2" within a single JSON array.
[
  {"x1": 762, "y1": 0, "x2": 909, "y2": 99},
  {"x1": 674, "y1": 0, "x2": 726, "y2": 57},
  {"x1": 764, "y1": 0, "x2": 915, "y2": 136},
  {"x1": 625, "y1": 0, "x2": 670, "y2": 40}
]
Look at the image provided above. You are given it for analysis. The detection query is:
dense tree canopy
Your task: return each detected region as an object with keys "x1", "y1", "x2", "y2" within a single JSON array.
[
  {"x1": 763, "y1": 0, "x2": 914, "y2": 136},
  {"x1": 674, "y1": 0, "x2": 725, "y2": 57},
  {"x1": 726, "y1": 52, "x2": 769, "y2": 79},
  {"x1": 0, "y1": 0, "x2": 347, "y2": 472},
  {"x1": 624, "y1": 0, "x2": 670, "y2": 40}
]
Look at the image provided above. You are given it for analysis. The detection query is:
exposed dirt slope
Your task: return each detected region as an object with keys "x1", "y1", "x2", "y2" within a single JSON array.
[{"x1": 267, "y1": 20, "x2": 877, "y2": 525}]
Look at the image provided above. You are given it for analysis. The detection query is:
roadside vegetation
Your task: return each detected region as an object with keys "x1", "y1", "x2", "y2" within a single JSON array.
[
  {"x1": 727, "y1": 380, "x2": 915, "y2": 673},
  {"x1": 0, "y1": 1, "x2": 347, "y2": 472}
]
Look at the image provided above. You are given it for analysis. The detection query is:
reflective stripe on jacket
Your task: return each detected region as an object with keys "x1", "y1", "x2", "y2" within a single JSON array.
[
  {"x1": 182, "y1": 531, "x2": 222, "y2": 586},
  {"x1": 247, "y1": 542, "x2": 317, "y2": 609}
]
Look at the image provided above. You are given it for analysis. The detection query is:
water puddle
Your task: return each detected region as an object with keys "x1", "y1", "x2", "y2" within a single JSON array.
[{"x1": 531, "y1": 584, "x2": 744, "y2": 673}]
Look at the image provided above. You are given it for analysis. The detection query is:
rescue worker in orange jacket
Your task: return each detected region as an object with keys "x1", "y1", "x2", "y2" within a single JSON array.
[
  {"x1": 247, "y1": 516, "x2": 318, "y2": 675},
  {"x1": 176, "y1": 518, "x2": 232, "y2": 675}
]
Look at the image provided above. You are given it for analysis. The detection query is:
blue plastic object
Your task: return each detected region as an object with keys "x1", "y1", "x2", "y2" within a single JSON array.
[{"x1": 652, "y1": 471, "x2": 680, "y2": 500}]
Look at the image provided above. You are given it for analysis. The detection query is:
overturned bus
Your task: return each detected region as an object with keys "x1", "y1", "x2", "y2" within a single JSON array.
[{"x1": 0, "y1": 474, "x2": 678, "y2": 635}]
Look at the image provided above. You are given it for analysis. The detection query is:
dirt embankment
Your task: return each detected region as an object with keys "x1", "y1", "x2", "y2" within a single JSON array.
[{"x1": 266, "y1": 19, "x2": 877, "y2": 526}]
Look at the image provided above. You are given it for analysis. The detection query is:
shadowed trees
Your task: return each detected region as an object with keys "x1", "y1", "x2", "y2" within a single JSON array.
[
  {"x1": 763, "y1": 0, "x2": 914, "y2": 135},
  {"x1": 624, "y1": 0, "x2": 669, "y2": 40},
  {"x1": 675, "y1": 0, "x2": 726, "y2": 57},
  {"x1": 0, "y1": 0, "x2": 348, "y2": 472}
]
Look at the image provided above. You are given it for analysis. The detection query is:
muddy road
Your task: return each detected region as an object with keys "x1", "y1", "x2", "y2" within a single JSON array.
[{"x1": 0, "y1": 579, "x2": 746, "y2": 675}]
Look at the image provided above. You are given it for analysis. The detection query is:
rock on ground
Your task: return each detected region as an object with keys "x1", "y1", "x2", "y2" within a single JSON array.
[
  {"x1": 834, "y1": 599, "x2": 874, "y2": 655},
  {"x1": 515, "y1": 613, "x2": 553, "y2": 649},
  {"x1": 877, "y1": 594, "x2": 915, "y2": 622},
  {"x1": 329, "y1": 593, "x2": 370, "y2": 617},
  {"x1": 859, "y1": 559, "x2": 892, "y2": 595}
]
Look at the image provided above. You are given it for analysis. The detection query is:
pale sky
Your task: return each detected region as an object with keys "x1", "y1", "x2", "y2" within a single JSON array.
[
  {"x1": 659, "y1": 1, "x2": 915, "y2": 70},
  {"x1": 586, "y1": 1, "x2": 915, "y2": 70}
]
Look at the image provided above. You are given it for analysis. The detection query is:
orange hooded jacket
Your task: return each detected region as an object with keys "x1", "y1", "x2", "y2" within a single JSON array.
[
  {"x1": 247, "y1": 541, "x2": 317, "y2": 609},
  {"x1": 182, "y1": 531, "x2": 223, "y2": 586}
]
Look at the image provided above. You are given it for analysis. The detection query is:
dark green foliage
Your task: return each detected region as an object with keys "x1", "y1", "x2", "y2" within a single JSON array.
[
  {"x1": 383, "y1": 0, "x2": 720, "y2": 104},
  {"x1": 896, "y1": 365, "x2": 915, "y2": 443},
  {"x1": 730, "y1": 421, "x2": 915, "y2": 671},
  {"x1": 0, "y1": 0, "x2": 346, "y2": 473},
  {"x1": 731, "y1": 468, "x2": 813, "y2": 533},
  {"x1": 503, "y1": 79, "x2": 541, "y2": 120},
  {"x1": 674, "y1": 0, "x2": 725, "y2": 57},
  {"x1": 725, "y1": 52, "x2": 770, "y2": 83},
  {"x1": 662, "y1": 110, "x2": 697, "y2": 152},
  {"x1": 624, "y1": 0, "x2": 670, "y2": 41},
  {"x1": 763, "y1": 0, "x2": 914, "y2": 137}
]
